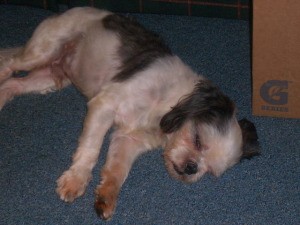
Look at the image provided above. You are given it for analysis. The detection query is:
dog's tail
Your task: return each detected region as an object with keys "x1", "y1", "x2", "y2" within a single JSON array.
[{"x1": 0, "y1": 47, "x2": 23, "y2": 62}]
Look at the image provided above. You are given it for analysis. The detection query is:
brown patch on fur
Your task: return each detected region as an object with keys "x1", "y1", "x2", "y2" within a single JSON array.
[{"x1": 94, "y1": 176, "x2": 120, "y2": 220}]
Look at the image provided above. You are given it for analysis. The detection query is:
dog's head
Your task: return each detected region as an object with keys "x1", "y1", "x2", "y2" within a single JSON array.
[{"x1": 160, "y1": 80, "x2": 260, "y2": 183}]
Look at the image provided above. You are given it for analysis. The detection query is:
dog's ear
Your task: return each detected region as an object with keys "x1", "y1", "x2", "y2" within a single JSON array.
[
  {"x1": 159, "y1": 94, "x2": 190, "y2": 133},
  {"x1": 160, "y1": 80, "x2": 235, "y2": 133},
  {"x1": 238, "y1": 118, "x2": 260, "y2": 160}
]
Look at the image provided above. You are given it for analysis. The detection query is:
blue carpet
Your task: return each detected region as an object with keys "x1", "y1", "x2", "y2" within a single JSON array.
[{"x1": 0, "y1": 5, "x2": 299, "y2": 225}]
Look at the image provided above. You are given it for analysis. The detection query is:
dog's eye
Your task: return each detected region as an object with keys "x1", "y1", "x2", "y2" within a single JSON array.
[{"x1": 194, "y1": 133, "x2": 201, "y2": 150}]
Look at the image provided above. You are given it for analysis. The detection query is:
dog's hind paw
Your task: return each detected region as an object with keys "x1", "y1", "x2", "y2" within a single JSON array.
[{"x1": 56, "y1": 169, "x2": 91, "y2": 202}]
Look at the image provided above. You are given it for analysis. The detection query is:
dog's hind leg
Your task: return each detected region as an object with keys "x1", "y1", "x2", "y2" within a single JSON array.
[
  {"x1": 0, "y1": 39, "x2": 62, "y2": 85},
  {"x1": 0, "y1": 39, "x2": 70, "y2": 85},
  {"x1": 0, "y1": 47, "x2": 24, "y2": 84},
  {"x1": 0, "y1": 67, "x2": 70, "y2": 110},
  {"x1": 0, "y1": 7, "x2": 110, "y2": 85},
  {"x1": 0, "y1": 13, "x2": 85, "y2": 84}
]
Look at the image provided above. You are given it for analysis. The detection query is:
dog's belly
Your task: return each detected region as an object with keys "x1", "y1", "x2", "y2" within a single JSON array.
[{"x1": 54, "y1": 17, "x2": 122, "y2": 100}]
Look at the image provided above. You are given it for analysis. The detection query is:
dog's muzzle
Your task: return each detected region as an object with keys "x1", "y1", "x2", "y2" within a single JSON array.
[{"x1": 173, "y1": 161, "x2": 198, "y2": 175}]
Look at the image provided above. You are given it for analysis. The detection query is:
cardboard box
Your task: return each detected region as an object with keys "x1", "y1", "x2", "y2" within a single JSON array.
[{"x1": 252, "y1": 0, "x2": 300, "y2": 118}]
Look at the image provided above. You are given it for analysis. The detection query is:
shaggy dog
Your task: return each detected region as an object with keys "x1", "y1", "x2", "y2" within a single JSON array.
[{"x1": 0, "y1": 7, "x2": 259, "y2": 220}]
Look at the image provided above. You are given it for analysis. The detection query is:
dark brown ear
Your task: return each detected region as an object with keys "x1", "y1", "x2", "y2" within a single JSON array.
[
  {"x1": 238, "y1": 118, "x2": 260, "y2": 160},
  {"x1": 160, "y1": 80, "x2": 235, "y2": 134}
]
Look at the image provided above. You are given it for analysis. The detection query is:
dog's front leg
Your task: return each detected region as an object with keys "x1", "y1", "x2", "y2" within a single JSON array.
[
  {"x1": 56, "y1": 96, "x2": 115, "y2": 202},
  {"x1": 94, "y1": 132, "x2": 148, "y2": 220}
]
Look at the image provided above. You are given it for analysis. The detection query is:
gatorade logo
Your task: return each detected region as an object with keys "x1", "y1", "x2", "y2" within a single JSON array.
[{"x1": 260, "y1": 80, "x2": 289, "y2": 105}]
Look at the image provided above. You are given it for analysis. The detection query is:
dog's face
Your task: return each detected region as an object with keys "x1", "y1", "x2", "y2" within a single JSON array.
[
  {"x1": 160, "y1": 80, "x2": 259, "y2": 183},
  {"x1": 163, "y1": 119, "x2": 243, "y2": 182}
]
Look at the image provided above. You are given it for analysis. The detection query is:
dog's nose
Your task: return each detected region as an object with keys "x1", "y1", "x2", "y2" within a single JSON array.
[{"x1": 184, "y1": 161, "x2": 198, "y2": 175}]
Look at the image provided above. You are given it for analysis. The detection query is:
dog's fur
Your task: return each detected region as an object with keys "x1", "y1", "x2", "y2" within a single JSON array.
[{"x1": 0, "y1": 7, "x2": 259, "y2": 220}]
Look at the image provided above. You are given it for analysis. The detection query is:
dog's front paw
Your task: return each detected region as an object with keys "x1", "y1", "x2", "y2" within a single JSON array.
[
  {"x1": 94, "y1": 185, "x2": 118, "y2": 220},
  {"x1": 56, "y1": 169, "x2": 91, "y2": 202}
]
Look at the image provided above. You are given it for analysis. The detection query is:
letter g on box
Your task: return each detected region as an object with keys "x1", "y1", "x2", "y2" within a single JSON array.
[{"x1": 260, "y1": 80, "x2": 289, "y2": 105}]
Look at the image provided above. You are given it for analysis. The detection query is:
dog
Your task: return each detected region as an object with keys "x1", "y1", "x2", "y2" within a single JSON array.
[{"x1": 0, "y1": 7, "x2": 260, "y2": 220}]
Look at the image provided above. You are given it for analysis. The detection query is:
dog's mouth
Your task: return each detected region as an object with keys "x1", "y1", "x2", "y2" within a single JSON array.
[{"x1": 172, "y1": 162, "x2": 185, "y2": 175}]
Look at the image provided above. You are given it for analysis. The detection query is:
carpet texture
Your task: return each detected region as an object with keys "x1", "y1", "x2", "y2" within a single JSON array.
[{"x1": 0, "y1": 5, "x2": 299, "y2": 225}]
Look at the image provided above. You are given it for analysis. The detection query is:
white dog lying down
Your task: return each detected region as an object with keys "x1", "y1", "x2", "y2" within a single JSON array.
[{"x1": 0, "y1": 7, "x2": 259, "y2": 220}]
